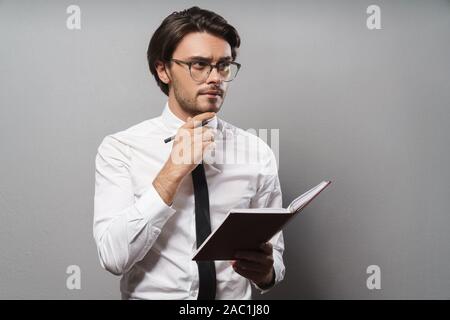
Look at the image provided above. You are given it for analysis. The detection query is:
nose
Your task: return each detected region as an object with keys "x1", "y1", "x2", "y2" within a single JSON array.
[{"x1": 206, "y1": 66, "x2": 222, "y2": 84}]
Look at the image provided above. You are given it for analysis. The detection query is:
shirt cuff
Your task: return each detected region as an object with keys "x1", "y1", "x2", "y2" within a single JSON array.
[
  {"x1": 252, "y1": 251, "x2": 285, "y2": 294},
  {"x1": 134, "y1": 184, "x2": 177, "y2": 230},
  {"x1": 252, "y1": 268, "x2": 276, "y2": 294}
]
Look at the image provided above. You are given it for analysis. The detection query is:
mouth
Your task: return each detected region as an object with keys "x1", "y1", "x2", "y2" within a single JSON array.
[{"x1": 199, "y1": 91, "x2": 223, "y2": 99}]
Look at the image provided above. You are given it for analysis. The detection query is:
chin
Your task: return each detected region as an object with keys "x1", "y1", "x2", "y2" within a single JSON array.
[
  {"x1": 207, "y1": 104, "x2": 221, "y2": 113},
  {"x1": 199, "y1": 101, "x2": 222, "y2": 113}
]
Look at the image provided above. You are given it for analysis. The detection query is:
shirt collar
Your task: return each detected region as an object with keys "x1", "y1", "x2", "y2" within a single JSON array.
[{"x1": 161, "y1": 101, "x2": 218, "y2": 132}]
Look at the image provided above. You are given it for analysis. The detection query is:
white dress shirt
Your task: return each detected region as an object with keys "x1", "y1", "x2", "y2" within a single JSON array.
[{"x1": 93, "y1": 102, "x2": 285, "y2": 300}]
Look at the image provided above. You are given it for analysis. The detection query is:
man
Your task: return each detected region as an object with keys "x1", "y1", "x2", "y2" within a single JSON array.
[{"x1": 93, "y1": 6, "x2": 285, "y2": 300}]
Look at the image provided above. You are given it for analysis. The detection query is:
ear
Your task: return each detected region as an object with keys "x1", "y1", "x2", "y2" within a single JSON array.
[{"x1": 155, "y1": 60, "x2": 171, "y2": 85}]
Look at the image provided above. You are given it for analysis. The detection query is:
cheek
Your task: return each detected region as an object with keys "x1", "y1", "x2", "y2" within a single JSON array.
[
  {"x1": 173, "y1": 75, "x2": 197, "y2": 98},
  {"x1": 179, "y1": 78, "x2": 198, "y2": 98}
]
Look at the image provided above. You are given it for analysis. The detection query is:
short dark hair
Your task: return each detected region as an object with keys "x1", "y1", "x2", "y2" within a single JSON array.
[{"x1": 147, "y1": 6, "x2": 241, "y2": 96}]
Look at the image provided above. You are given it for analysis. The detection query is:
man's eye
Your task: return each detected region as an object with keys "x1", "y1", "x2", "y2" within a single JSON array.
[
  {"x1": 191, "y1": 61, "x2": 208, "y2": 69},
  {"x1": 218, "y1": 63, "x2": 231, "y2": 71}
]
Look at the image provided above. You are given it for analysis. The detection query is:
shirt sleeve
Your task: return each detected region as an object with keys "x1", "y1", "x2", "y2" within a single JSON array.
[
  {"x1": 249, "y1": 146, "x2": 286, "y2": 294},
  {"x1": 93, "y1": 135, "x2": 176, "y2": 276}
]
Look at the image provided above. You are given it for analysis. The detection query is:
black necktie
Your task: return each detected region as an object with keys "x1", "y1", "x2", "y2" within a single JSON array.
[{"x1": 192, "y1": 162, "x2": 216, "y2": 300}]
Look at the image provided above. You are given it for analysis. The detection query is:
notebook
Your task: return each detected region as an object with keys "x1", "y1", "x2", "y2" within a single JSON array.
[{"x1": 192, "y1": 180, "x2": 332, "y2": 261}]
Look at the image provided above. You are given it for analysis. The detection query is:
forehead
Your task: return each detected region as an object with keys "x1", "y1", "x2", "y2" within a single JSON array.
[{"x1": 172, "y1": 32, "x2": 232, "y2": 60}]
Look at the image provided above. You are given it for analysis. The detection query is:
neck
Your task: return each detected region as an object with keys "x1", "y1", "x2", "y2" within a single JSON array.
[{"x1": 167, "y1": 94, "x2": 193, "y2": 122}]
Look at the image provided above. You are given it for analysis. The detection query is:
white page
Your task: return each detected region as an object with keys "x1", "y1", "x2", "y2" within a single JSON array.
[
  {"x1": 229, "y1": 208, "x2": 289, "y2": 214},
  {"x1": 287, "y1": 181, "x2": 330, "y2": 213}
]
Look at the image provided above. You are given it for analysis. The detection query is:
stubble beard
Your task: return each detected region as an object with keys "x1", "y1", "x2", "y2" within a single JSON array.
[{"x1": 172, "y1": 78, "x2": 224, "y2": 117}]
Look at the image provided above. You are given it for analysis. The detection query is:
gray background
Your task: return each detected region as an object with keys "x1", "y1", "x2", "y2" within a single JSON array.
[{"x1": 1, "y1": 0, "x2": 449, "y2": 299}]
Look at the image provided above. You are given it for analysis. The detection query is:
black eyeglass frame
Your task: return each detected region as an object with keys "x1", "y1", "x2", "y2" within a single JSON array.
[{"x1": 169, "y1": 58, "x2": 241, "y2": 82}]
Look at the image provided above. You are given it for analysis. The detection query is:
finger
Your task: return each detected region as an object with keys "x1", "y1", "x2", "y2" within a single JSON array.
[
  {"x1": 181, "y1": 117, "x2": 193, "y2": 129},
  {"x1": 197, "y1": 126, "x2": 213, "y2": 134},
  {"x1": 201, "y1": 130, "x2": 215, "y2": 142},
  {"x1": 192, "y1": 128, "x2": 214, "y2": 143},
  {"x1": 192, "y1": 130, "x2": 215, "y2": 144},
  {"x1": 200, "y1": 127, "x2": 216, "y2": 139},
  {"x1": 235, "y1": 250, "x2": 273, "y2": 266},
  {"x1": 186, "y1": 112, "x2": 215, "y2": 129},
  {"x1": 202, "y1": 141, "x2": 216, "y2": 153},
  {"x1": 232, "y1": 264, "x2": 264, "y2": 282},
  {"x1": 192, "y1": 112, "x2": 215, "y2": 123},
  {"x1": 202, "y1": 136, "x2": 214, "y2": 143},
  {"x1": 174, "y1": 127, "x2": 192, "y2": 143},
  {"x1": 260, "y1": 242, "x2": 273, "y2": 255},
  {"x1": 234, "y1": 260, "x2": 268, "y2": 274},
  {"x1": 201, "y1": 126, "x2": 216, "y2": 133}
]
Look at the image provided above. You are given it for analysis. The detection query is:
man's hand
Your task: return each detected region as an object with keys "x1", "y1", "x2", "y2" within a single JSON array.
[
  {"x1": 166, "y1": 111, "x2": 216, "y2": 176},
  {"x1": 153, "y1": 112, "x2": 216, "y2": 206},
  {"x1": 232, "y1": 242, "x2": 275, "y2": 289}
]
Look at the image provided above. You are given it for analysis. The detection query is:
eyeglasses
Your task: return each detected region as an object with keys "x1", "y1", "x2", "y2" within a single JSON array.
[{"x1": 170, "y1": 58, "x2": 241, "y2": 82}]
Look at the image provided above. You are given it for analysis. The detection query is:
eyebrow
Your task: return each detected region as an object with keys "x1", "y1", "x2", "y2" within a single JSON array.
[{"x1": 186, "y1": 55, "x2": 233, "y2": 62}]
